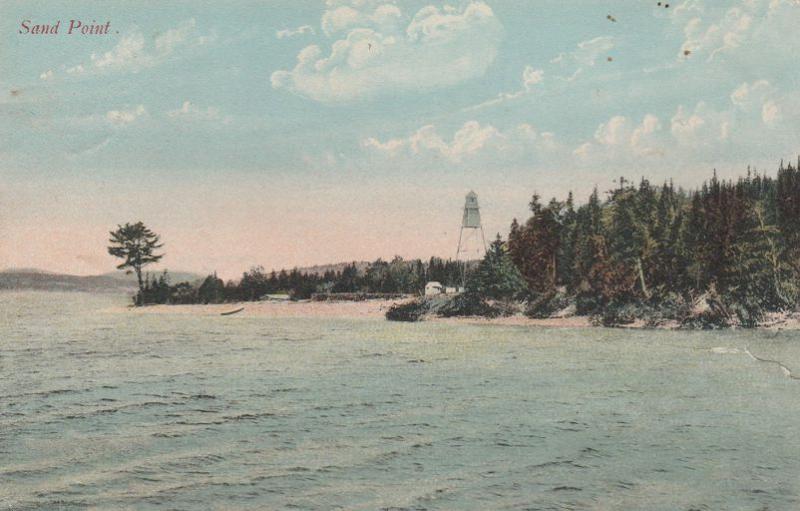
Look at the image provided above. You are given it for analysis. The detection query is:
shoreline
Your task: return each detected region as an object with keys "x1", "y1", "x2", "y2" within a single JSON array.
[
  {"x1": 103, "y1": 298, "x2": 800, "y2": 330},
  {"x1": 105, "y1": 299, "x2": 594, "y2": 327}
]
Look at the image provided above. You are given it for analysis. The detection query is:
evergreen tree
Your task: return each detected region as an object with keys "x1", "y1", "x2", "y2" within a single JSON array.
[
  {"x1": 467, "y1": 234, "x2": 527, "y2": 300},
  {"x1": 108, "y1": 222, "x2": 164, "y2": 306}
]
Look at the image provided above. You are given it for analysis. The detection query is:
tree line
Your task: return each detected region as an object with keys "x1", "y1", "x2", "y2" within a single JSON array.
[
  {"x1": 109, "y1": 159, "x2": 800, "y2": 327},
  {"x1": 127, "y1": 257, "x2": 466, "y2": 306},
  {"x1": 487, "y1": 160, "x2": 800, "y2": 326}
]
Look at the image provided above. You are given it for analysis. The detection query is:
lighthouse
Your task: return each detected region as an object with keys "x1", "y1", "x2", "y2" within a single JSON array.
[{"x1": 455, "y1": 191, "x2": 487, "y2": 284}]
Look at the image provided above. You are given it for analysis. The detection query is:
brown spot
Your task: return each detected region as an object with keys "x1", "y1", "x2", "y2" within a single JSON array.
[
  {"x1": 684, "y1": 49, "x2": 691, "y2": 56},
  {"x1": 607, "y1": 56, "x2": 613, "y2": 62},
  {"x1": 10, "y1": 89, "x2": 20, "y2": 97}
]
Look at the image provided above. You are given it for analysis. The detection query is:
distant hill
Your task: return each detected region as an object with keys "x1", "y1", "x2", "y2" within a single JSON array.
[
  {"x1": 100, "y1": 269, "x2": 204, "y2": 285},
  {"x1": 0, "y1": 269, "x2": 203, "y2": 293},
  {"x1": 293, "y1": 261, "x2": 371, "y2": 276}
]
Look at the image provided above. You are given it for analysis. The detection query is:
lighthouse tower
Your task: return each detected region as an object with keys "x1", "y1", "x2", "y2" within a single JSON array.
[{"x1": 455, "y1": 191, "x2": 487, "y2": 282}]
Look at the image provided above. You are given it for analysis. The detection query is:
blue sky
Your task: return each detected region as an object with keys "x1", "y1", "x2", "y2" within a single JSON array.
[{"x1": 2, "y1": 0, "x2": 799, "y2": 277}]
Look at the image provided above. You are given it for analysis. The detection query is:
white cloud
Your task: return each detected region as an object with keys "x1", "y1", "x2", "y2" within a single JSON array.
[
  {"x1": 730, "y1": 79, "x2": 771, "y2": 106},
  {"x1": 90, "y1": 32, "x2": 150, "y2": 71},
  {"x1": 167, "y1": 100, "x2": 231, "y2": 124},
  {"x1": 271, "y1": 1, "x2": 502, "y2": 102},
  {"x1": 463, "y1": 65, "x2": 543, "y2": 111},
  {"x1": 51, "y1": 18, "x2": 212, "y2": 78},
  {"x1": 39, "y1": 70, "x2": 53, "y2": 81},
  {"x1": 670, "y1": 102, "x2": 732, "y2": 146},
  {"x1": 363, "y1": 120, "x2": 558, "y2": 163},
  {"x1": 575, "y1": 114, "x2": 666, "y2": 161},
  {"x1": 680, "y1": 7, "x2": 752, "y2": 61},
  {"x1": 466, "y1": 33, "x2": 616, "y2": 113},
  {"x1": 321, "y1": 2, "x2": 402, "y2": 35},
  {"x1": 552, "y1": 36, "x2": 615, "y2": 68},
  {"x1": 276, "y1": 25, "x2": 315, "y2": 39},
  {"x1": 106, "y1": 105, "x2": 146, "y2": 125},
  {"x1": 154, "y1": 18, "x2": 212, "y2": 54},
  {"x1": 762, "y1": 100, "x2": 780, "y2": 125},
  {"x1": 674, "y1": 0, "x2": 800, "y2": 63},
  {"x1": 522, "y1": 66, "x2": 544, "y2": 90}
]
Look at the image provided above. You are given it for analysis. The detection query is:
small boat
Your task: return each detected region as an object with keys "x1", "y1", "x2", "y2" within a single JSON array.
[{"x1": 220, "y1": 307, "x2": 245, "y2": 316}]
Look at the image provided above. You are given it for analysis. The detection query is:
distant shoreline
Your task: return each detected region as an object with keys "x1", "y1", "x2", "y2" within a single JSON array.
[{"x1": 103, "y1": 298, "x2": 800, "y2": 330}]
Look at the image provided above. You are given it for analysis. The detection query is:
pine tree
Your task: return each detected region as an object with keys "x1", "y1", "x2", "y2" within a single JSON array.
[{"x1": 108, "y1": 222, "x2": 164, "y2": 306}]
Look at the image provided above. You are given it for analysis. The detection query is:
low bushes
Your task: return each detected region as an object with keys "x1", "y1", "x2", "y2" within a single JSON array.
[
  {"x1": 437, "y1": 292, "x2": 506, "y2": 318},
  {"x1": 385, "y1": 299, "x2": 430, "y2": 322},
  {"x1": 526, "y1": 290, "x2": 573, "y2": 319}
]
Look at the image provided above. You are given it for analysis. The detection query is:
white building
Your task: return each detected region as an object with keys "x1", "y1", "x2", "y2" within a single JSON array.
[
  {"x1": 425, "y1": 282, "x2": 464, "y2": 296},
  {"x1": 425, "y1": 281, "x2": 444, "y2": 296}
]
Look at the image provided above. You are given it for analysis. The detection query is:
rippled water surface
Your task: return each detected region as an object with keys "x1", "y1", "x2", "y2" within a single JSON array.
[{"x1": 3, "y1": 291, "x2": 800, "y2": 510}]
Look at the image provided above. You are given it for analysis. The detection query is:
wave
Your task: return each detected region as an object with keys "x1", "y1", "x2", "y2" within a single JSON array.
[
  {"x1": 745, "y1": 347, "x2": 800, "y2": 380},
  {"x1": 710, "y1": 346, "x2": 741, "y2": 354}
]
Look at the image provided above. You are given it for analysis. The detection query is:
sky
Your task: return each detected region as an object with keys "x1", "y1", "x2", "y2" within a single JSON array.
[{"x1": 2, "y1": 0, "x2": 800, "y2": 279}]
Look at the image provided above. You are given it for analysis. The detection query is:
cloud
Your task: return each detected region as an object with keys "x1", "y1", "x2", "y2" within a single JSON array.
[
  {"x1": 762, "y1": 100, "x2": 780, "y2": 125},
  {"x1": 276, "y1": 25, "x2": 315, "y2": 39},
  {"x1": 574, "y1": 114, "x2": 666, "y2": 161},
  {"x1": 574, "y1": 74, "x2": 794, "y2": 167},
  {"x1": 679, "y1": 6, "x2": 752, "y2": 61},
  {"x1": 673, "y1": 0, "x2": 800, "y2": 64},
  {"x1": 51, "y1": 19, "x2": 213, "y2": 78},
  {"x1": 321, "y1": 1, "x2": 402, "y2": 35},
  {"x1": 463, "y1": 65, "x2": 544, "y2": 111},
  {"x1": 271, "y1": 1, "x2": 502, "y2": 102},
  {"x1": 551, "y1": 36, "x2": 615, "y2": 68},
  {"x1": 465, "y1": 33, "x2": 617, "y2": 113},
  {"x1": 522, "y1": 66, "x2": 544, "y2": 90},
  {"x1": 90, "y1": 32, "x2": 150, "y2": 71},
  {"x1": 106, "y1": 105, "x2": 146, "y2": 125},
  {"x1": 730, "y1": 79, "x2": 771, "y2": 107},
  {"x1": 363, "y1": 120, "x2": 558, "y2": 163},
  {"x1": 39, "y1": 70, "x2": 53, "y2": 81},
  {"x1": 167, "y1": 100, "x2": 231, "y2": 124}
]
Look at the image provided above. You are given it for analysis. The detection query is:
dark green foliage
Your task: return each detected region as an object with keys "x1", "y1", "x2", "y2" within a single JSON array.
[
  {"x1": 508, "y1": 195, "x2": 562, "y2": 293},
  {"x1": 525, "y1": 290, "x2": 572, "y2": 319},
  {"x1": 594, "y1": 294, "x2": 692, "y2": 328},
  {"x1": 594, "y1": 299, "x2": 642, "y2": 327},
  {"x1": 505, "y1": 160, "x2": 800, "y2": 328},
  {"x1": 137, "y1": 271, "x2": 172, "y2": 305},
  {"x1": 108, "y1": 222, "x2": 164, "y2": 306},
  {"x1": 385, "y1": 299, "x2": 430, "y2": 322},
  {"x1": 467, "y1": 235, "x2": 527, "y2": 301},
  {"x1": 437, "y1": 292, "x2": 504, "y2": 318},
  {"x1": 197, "y1": 274, "x2": 225, "y2": 304},
  {"x1": 132, "y1": 256, "x2": 466, "y2": 306}
]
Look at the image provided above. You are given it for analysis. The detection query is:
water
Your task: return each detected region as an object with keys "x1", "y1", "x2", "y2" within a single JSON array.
[{"x1": 2, "y1": 291, "x2": 800, "y2": 510}]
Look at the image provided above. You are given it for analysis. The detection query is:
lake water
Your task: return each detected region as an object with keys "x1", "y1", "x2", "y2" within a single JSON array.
[{"x1": 2, "y1": 291, "x2": 800, "y2": 510}]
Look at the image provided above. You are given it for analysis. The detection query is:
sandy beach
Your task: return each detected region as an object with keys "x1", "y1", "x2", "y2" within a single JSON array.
[
  {"x1": 103, "y1": 298, "x2": 800, "y2": 330},
  {"x1": 105, "y1": 298, "x2": 596, "y2": 327},
  {"x1": 107, "y1": 299, "x2": 399, "y2": 320}
]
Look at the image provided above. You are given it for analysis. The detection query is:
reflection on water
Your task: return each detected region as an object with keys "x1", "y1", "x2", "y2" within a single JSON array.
[{"x1": 2, "y1": 291, "x2": 800, "y2": 510}]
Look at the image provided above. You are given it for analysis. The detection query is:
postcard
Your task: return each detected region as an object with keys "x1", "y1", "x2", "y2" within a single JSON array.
[{"x1": 3, "y1": 1, "x2": 800, "y2": 509}]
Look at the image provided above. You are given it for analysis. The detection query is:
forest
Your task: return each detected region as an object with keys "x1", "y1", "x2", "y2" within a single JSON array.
[
  {"x1": 136, "y1": 257, "x2": 464, "y2": 304},
  {"x1": 136, "y1": 160, "x2": 800, "y2": 328},
  {"x1": 497, "y1": 160, "x2": 800, "y2": 327}
]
